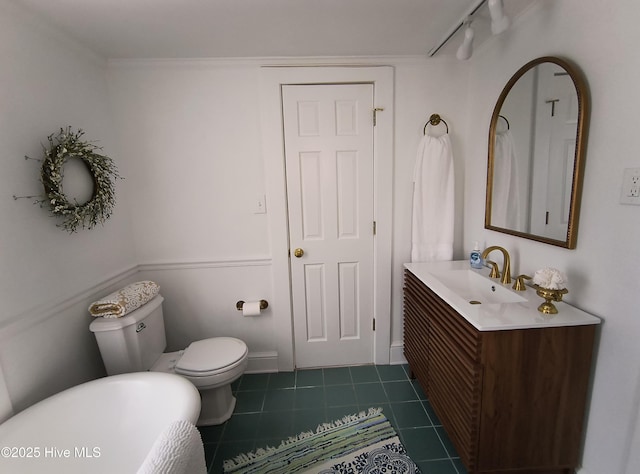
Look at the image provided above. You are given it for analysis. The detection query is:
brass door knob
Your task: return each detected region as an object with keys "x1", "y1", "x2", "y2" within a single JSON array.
[{"x1": 293, "y1": 248, "x2": 304, "y2": 258}]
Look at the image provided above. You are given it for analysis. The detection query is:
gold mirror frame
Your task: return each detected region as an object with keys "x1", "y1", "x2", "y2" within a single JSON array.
[{"x1": 485, "y1": 56, "x2": 590, "y2": 249}]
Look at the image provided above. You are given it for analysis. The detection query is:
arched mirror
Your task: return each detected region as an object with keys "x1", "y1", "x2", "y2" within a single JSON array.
[{"x1": 485, "y1": 56, "x2": 589, "y2": 248}]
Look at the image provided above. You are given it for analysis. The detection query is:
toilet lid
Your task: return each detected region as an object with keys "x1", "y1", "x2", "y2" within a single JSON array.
[{"x1": 175, "y1": 337, "x2": 247, "y2": 375}]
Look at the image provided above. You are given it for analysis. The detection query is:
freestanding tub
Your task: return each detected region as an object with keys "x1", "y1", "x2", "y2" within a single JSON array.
[{"x1": 0, "y1": 372, "x2": 201, "y2": 473}]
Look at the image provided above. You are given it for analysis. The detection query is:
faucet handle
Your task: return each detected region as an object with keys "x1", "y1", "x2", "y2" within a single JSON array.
[
  {"x1": 486, "y1": 260, "x2": 500, "y2": 279},
  {"x1": 512, "y1": 274, "x2": 532, "y2": 291}
]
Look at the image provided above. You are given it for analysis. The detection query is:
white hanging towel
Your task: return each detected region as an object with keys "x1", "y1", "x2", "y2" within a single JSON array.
[
  {"x1": 411, "y1": 133, "x2": 455, "y2": 262},
  {"x1": 492, "y1": 130, "x2": 521, "y2": 231}
]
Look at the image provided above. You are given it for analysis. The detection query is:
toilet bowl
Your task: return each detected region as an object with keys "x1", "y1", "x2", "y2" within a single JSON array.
[
  {"x1": 89, "y1": 295, "x2": 248, "y2": 426},
  {"x1": 151, "y1": 337, "x2": 248, "y2": 425}
]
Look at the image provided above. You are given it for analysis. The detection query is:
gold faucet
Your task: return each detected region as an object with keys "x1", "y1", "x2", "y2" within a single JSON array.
[
  {"x1": 480, "y1": 246, "x2": 511, "y2": 285},
  {"x1": 512, "y1": 274, "x2": 532, "y2": 291},
  {"x1": 485, "y1": 260, "x2": 500, "y2": 279}
]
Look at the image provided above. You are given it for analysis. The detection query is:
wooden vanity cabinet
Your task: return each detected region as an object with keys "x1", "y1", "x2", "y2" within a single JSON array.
[{"x1": 403, "y1": 270, "x2": 596, "y2": 474}]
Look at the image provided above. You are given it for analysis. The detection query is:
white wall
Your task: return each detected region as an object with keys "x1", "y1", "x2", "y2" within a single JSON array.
[
  {"x1": 106, "y1": 61, "x2": 270, "y2": 264},
  {"x1": 0, "y1": 0, "x2": 136, "y2": 418},
  {"x1": 391, "y1": 59, "x2": 469, "y2": 348},
  {"x1": 463, "y1": 1, "x2": 640, "y2": 473},
  {"x1": 107, "y1": 57, "x2": 470, "y2": 366},
  {"x1": 106, "y1": 61, "x2": 282, "y2": 369}
]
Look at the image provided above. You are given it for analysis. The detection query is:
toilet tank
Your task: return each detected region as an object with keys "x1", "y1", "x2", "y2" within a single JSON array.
[{"x1": 89, "y1": 295, "x2": 167, "y2": 375}]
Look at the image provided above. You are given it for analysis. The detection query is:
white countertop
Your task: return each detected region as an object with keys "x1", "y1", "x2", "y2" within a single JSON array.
[{"x1": 404, "y1": 260, "x2": 601, "y2": 331}]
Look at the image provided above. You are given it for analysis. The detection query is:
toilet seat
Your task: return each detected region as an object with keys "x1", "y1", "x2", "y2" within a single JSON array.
[{"x1": 174, "y1": 337, "x2": 248, "y2": 378}]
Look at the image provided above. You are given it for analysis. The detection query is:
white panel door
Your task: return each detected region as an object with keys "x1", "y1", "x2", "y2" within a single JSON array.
[
  {"x1": 530, "y1": 63, "x2": 578, "y2": 240},
  {"x1": 282, "y1": 84, "x2": 374, "y2": 368},
  {"x1": 544, "y1": 67, "x2": 578, "y2": 240}
]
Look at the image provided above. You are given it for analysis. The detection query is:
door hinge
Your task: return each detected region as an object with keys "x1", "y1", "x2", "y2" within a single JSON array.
[
  {"x1": 372, "y1": 319, "x2": 376, "y2": 331},
  {"x1": 373, "y1": 107, "x2": 384, "y2": 126},
  {"x1": 373, "y1": 221, "x2": 377, "y2": 235}
]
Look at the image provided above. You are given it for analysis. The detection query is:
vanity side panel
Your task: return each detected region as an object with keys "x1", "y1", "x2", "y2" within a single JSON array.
[
  {"x1": 478, "y1": 325, "x2": 596, "y2": 471},
  {"x1": 418, "y1": 275, "x2": 483, "y2": 471},
  {"x1": 403, "y1": 271, "x2": 430, "y2": 393}
]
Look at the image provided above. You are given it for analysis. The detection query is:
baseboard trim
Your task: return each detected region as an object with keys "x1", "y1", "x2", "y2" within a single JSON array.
[
  {"x1": 245, "y1": 351, "x2": 279, "y2": 374},
  {"x1": 389, "y1": 342, "x2": 407, "y2": 365}
]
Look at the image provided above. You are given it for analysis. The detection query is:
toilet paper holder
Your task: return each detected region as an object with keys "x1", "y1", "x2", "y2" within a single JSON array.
[{"x1": 236, "y1": 300, "x2": 269, "y2": 311}]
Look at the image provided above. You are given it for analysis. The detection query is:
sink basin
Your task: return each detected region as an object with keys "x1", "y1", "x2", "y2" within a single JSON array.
[
  {"x1": 404, "y1": 260, "x2": 601, "y2": 331},
  {"x1": 432, "y1": 269, "x2": 527, "y2": 305}
]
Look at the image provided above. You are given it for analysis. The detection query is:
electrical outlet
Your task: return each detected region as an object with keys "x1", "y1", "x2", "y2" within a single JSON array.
[{"x1": 620, "y1": 168, "x2": 640, "y2": 205}]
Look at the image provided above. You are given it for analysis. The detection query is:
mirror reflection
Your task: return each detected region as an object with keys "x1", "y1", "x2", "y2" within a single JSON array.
[{"x1": 485, "y1": 57, "x2": 589, "y2": 249}]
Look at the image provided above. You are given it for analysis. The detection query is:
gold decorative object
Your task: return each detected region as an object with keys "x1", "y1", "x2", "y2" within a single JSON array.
[{"x1": 534, "y1": 285, "x2": 568, "y2": 315}]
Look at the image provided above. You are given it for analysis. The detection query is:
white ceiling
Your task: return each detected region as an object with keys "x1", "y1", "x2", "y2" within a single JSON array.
[{"x1": 15, "y1": 0, "x2": 532, "y2": 59}]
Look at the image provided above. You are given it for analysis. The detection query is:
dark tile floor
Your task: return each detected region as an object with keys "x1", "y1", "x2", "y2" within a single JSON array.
[{"x1": 198, "y1": 364, "x2": 467, "y2": 474}]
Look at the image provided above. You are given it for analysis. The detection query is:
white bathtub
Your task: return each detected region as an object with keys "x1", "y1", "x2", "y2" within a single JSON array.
[{"x1": 0, "y1": 372, "x2": 201, "y2": 473}]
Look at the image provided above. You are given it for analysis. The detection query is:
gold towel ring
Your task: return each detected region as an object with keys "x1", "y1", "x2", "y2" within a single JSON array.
[{"x1": 423, "y1": 113, "x2": 449, "y2": 135}]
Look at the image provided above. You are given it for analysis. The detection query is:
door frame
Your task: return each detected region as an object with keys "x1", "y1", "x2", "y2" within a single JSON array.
[{"x1": 260, "y1": 66, "x2": 394, "y2": 371}]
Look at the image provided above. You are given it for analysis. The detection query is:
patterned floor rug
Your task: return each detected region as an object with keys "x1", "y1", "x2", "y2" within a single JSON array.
[{"x1": 223, "y1": 408, "x2": 420, "y2": 474}]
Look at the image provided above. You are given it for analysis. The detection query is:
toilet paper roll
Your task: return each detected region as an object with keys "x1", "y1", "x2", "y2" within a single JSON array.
[{"x1": 242, "y1": 301, "x2": 262, "y2": 316}]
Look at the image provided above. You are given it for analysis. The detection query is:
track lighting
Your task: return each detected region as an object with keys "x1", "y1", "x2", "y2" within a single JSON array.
[
  {"x1": 428, "y1": 0, "x2": 511, "y2": 59},
  {"x1": 488, "y1": 0, "x2": 510, "y2": 35},
  {"x1": 456, "y1": 22, "x2": 474, "y2": 61}
]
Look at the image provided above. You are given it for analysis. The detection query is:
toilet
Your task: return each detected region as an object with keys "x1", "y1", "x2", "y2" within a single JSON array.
[{"x1": 89, "y1": 295, "x2": 248, "y2": 426}]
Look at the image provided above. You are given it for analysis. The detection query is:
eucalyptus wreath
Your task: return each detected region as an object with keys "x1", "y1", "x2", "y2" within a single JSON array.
[{"x1": 40, "y1": 127, "x2": 120, "y2": 233}]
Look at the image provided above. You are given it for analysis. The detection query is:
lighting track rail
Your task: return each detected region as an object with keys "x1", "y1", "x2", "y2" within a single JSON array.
[
  {"x1": 428, "y1": 0, "x2": 509, "y2": 59},
  {"x1": 428, "y1": 0, "x2": 488, "y2": 57}
]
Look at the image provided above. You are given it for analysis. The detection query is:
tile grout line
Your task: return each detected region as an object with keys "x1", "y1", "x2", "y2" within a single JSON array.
[
  {"x1": 210, "y1": 367, "x2": 464, "y2": 474},
  {"x1": 399, "y1": 364, "x2": 464, "y2": 473}
]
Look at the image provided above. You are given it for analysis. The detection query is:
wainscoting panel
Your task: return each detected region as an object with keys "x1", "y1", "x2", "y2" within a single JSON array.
[
  {"x1": 0, "y1": 265, "x2": 139, "y2": 416},
  {"x1": 0, "y1": 258, "x2": 280, "y2": 418},
  {"x1": 137, "y1": 258, "x2": 278, "y2": 366}
]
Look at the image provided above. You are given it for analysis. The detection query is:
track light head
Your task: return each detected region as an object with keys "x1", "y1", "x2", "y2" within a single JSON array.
[
  {"x1": 456, "y1": 23, "x2": 475, "y2": 60},
  {"x1": 488, "y1": 0, "x2": 510, "y2": 35}
]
